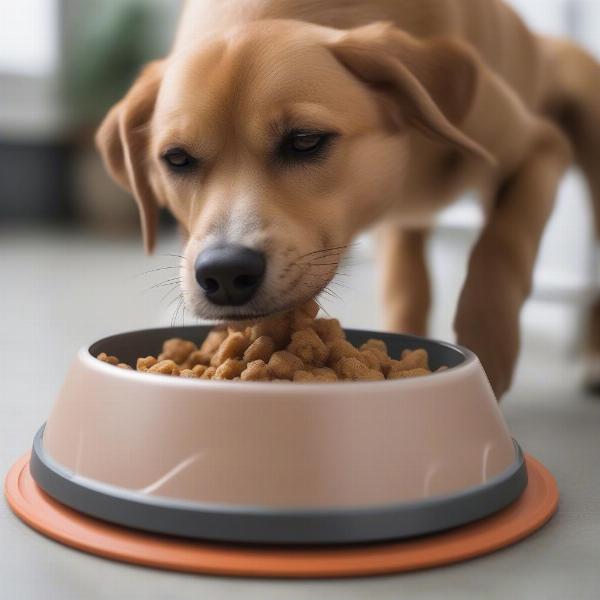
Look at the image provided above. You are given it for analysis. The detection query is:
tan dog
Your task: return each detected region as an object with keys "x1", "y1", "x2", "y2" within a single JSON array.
[{"x1": 96, "y1": 0, "x2": 600, "y2": 398}]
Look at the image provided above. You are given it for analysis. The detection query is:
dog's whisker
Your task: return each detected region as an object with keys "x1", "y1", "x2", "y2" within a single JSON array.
[
  {"x1": 160, "y1": 284, "x2": 181, "y2": 303},
  {"x1": 141, "y1": 282, "x2": 178, "y2": 294},
  {"x1": 171, "y1": 296, "x2": 184, "y2": 327},
  {"x1": 314, "y1": 297, "x2": 331, "y2": 317},
  {"x1": 165, "y1": 293, "x2": 183, "y2": 309},
  {"x1": 145, "y1": 278, "x2": 183, "y2": 291},
  {"x1": 298, "y1": 252, "x2": 346, "y2": 264},
  {"x1": 324, "y1": 286, "x2": 343, "y2": 301},
  {"x1": 328, "y1": 280, "x2": 353, "y2": 290},
  {"x1": 297, "y1": 242, "x2": 358, "y2": 260},
  {"x1": 132, "y1": 265, "x2": 181, "y2": 279}
]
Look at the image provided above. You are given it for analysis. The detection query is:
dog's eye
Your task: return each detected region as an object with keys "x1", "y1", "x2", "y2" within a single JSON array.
[
  {"x1": 162, "y1": 148, "x2": 197, "y2": 170},
  {"x1": 290, "y1": 133, "x2": 325, "y2": 153},
  {"x1": 278, "y1": 131, "x2": 335, "y2": 163}
]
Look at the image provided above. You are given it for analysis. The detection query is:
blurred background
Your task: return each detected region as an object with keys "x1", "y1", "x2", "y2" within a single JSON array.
[{"x1": 0, "y1": 0, "x2": 598, "y2": 383}]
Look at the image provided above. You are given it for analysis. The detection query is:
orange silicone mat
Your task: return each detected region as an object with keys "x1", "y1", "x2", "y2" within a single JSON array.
[{"x1": 4, "y1": 453, "x2": 558, "y2": 578}]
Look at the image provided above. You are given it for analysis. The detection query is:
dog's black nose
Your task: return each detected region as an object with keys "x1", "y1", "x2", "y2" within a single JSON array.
[{"x1": 194, "y1": 245, "x2": 266, "y2": 306}]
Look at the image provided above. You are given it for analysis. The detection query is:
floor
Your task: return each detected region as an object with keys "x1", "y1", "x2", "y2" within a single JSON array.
[{"x1": 1, "y1": 226, "x2": 599, "y2": 599}]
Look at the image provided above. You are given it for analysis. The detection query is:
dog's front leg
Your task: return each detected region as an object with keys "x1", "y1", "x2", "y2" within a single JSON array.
[
  {"x1": 379, "y1": 226, "x2": 431, "y2": 336},
  {"x1": 454, "y1": 124, "x2": 571, "y2": 398}
]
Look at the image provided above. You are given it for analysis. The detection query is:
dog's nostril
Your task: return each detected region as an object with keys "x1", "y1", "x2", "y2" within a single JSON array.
[
  {"x1": 203, "y1": 278, "x2": 219, "y2": 294},
  {"x1": 194, "y1": 245, "x2": 266, "y2": 306}
]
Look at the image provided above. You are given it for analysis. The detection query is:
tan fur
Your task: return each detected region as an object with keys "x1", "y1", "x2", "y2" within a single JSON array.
[{"x1": 96, "y1": 0, "x2": 600, "y2": 397}]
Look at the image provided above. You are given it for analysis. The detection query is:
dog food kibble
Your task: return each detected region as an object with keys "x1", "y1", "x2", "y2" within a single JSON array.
[
  {"x1": 388, "y1": 348, "x2": 429, "y2": 377},
  {"x1": 210, "y1": 332, "x2": 250, "y2": 367},
  {"x1": 267, "y1": 350, "x2": 305, "y2": 380},
  {"x1": 214, "y1": 358, "x2": 246, "y2": 380},
  {"x1": 96, "y1": 300, "x2": 445, "y2": 381},
  {"x1": 97, "y1": 352, "x2": 120, "y2": 366},
  {"x1": 200, "y1": 366, "x2": 217, "y2": 379},
  {"x1": 388, "y1": 367, "x2": 431, "y2": 379},
  {"x1": 148, "y1": 359, "x2": 180, "y2": 376},
  {"x1": 241, "y1": 359, "x2": 270, "y2": 381},
  {"x1": 287, "y1": 329, "x2": 329, "y2": 366},
  {"x1": 158, "y1": 338, "x2": 197, "y2": 364},
  {"x1": 313, "y1": 318, "x2": 345, "y2": 343},
  {"x1": 335, "y1": 357, "x2": 385, "y2": 381},
  {"x1": 136, "y1": 356, "x2": 158, "y2": 371},
  {"x1": 293, "y1": 367, "x2": 338, "y2": 382},
  {"x1": 243, "y1": 336, "x2": 276, "y2": 363},
  {"x1": 180, "y1": 369, "x2": 197, "y2": 378}
]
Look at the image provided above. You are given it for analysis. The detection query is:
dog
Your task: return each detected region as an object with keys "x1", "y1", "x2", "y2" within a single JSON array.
[{"x1": 96, "y1": 0, "x2": 600, "y2": 398}]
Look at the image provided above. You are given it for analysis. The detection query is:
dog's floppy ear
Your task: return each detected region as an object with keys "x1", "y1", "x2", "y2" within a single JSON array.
[
  {"x1": 328, "y1": 23, "x2": 493, "y2": 163},
  {"x1": 95, "y1": 60, "x2": 165, "y2": 253}
]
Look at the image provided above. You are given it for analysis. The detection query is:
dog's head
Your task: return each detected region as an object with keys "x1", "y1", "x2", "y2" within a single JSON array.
[{"x1": 96, "y1": 20, "x2": 487, "y2": 320}]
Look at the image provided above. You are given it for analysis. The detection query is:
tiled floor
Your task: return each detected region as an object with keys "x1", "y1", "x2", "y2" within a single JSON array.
[{"x1": 1, "y1": 226, "x2": 599, "y2": 599}]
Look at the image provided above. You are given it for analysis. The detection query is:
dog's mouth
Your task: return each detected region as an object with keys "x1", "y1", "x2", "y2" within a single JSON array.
[
  {"x1": 181, "y1": 241, "x2": 349, "y2": 322},
  {"x1": 188, "y1": 284, "x2": 331, "y2": 323}
]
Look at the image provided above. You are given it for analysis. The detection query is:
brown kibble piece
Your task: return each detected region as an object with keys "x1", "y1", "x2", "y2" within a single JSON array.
[
  {"x1": 327, "y1": 339, "x2": 362, "y2": 365},
  {"x1": 335, "y1": 357, "x2": 385, "y2": 381},
  {"x1": 180, "y1": 369, "x2": 198, "y2": 378},
  {"x1": 290, "y1": 299, "x2": 320, "y2": 331},
  {"x1": 148, "y1": 360, "x2": 180, "y2": 376},
  {"x1": 97, "y1": 352, "x2": 119, "y2": 366},
  {"x1": 389, "y1": 349, "x2": 429, "y2": 373},
  {"x1": 387, "y1": 368, "x2": 430, "y2": 380},
  {"x1": 293, "y1": 370, "x2": 317, "y2": 382},
  {"x1": 287, "y1": 329, "x2": 329, "y2": 366},
  {"x1": 243, "y1": 336, "x2": 276, "y2": 363},
  {"x1": 201, "y1": 329, "x2": 228, "y2": 352},
  {"x1": 158, "y1": 338, "x2": 197, "y2": 364},
  {"x1": 267, "y1": 350, "x2": 304, "y2": 380},
  {"x1": 188, "y1": 329, "x2": 228, "y2": 365},
  {"x1": 191, "y1": 364, "x2": 208, "y2": 377},
  {"x1": 359, "y1": 349, "x2": 382, "y2": 371},
  {"x1": 314, "y1": 318, "x2": 345, "y2": 343},
  {"x1": 362, "y1": 338, "x2": 387, "y2": 353},
  {"x1": 360, "y1": 339, "x2": 392, "y2": 372},
  {"x1": 241, "y1": 360, "x2": 271, "y2": 381},
  {"x1": 312, "y1": 367, "x2": 338, "y2": 381},
  {"x1": 363, "y1": 346, "x2": 392, "y2": 374},
  {"x1": 213, "y1": 358, "x2": 246, "y2": 380},
  {"x1": 211, "y1": 332, "x2": 250, "y2": 366},
  {"x1": 186, "y1": 350, "x2": 210, "y2": 367},
  {"x1": 200, "y1": 366, "x2": 217, "y2": 379},
  {"x1": 294, "y1": 367, "x2": 338, "y2": 382},
  {"x1": 248, "y1": 313, "x2": 291, "y2": 348},
  {"x1": 136, "y1": 356, "x2": 158, "y2": 372}
]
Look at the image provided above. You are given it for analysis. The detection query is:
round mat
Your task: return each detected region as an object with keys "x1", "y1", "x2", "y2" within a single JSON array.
[{"x1": 5, "y1": 453, "x2": 558, "y2": 578}]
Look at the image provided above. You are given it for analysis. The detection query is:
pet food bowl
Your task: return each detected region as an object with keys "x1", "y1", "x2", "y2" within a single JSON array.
[{"x1": 28, "y1": 326, "x2": 526, "y2": 546}]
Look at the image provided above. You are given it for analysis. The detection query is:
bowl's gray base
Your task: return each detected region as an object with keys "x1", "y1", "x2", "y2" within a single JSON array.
[{"x1": 30, "y1": 426, "x2": 527, "y2": 546}]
